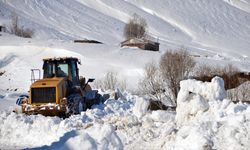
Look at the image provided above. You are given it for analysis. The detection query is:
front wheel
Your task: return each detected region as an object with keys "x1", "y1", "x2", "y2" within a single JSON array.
[
  {"x1": 67, "y1": 93, "x2": 85, "y2": 115},
  {"x1": 16, "y1": 95, "x2": 29, "y2": 106}
]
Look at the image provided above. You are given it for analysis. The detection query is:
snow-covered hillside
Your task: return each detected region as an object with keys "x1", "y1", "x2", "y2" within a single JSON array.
[
  {"x1": 0, "y1": 0, "x2": 250, "y2": 149},
  {"x1": 1, "y1": 0, "x2": 250, "y2": 91},
  {"x1": 1, "y1": 0, "x2": 250, "y2": 57}
]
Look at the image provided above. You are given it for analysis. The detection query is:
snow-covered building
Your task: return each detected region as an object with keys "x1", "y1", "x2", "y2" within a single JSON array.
[{"x1": 121, "y1": 37, "x2": 160, "y2": 51}]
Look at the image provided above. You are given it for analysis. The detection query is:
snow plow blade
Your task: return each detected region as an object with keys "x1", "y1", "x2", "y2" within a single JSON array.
[{"x1": 21, "y1": 103, "x2": 67, "y2": 117}]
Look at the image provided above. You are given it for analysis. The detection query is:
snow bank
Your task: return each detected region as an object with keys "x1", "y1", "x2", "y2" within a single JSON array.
[
  {"x1": 166, "y1": 77, "x2": 250, "y2": 149},
  {"x1": 0, "y1": 112, "x2": 66, "y2": 149},
  {"x1": 83, "y1": 124, "x2": 123, "y2": 150},
  {"x1": 133, "y1": 97, "x2": 149, "y2": 118},
  {"x1": 0, "y1": 93, "x2": 136, "y2": 149},
  {"x1": 40, "y1": 124, "x2": 123, "y2": 150},
  {"x1": 176, "y1": 93, "x2": 209, "y2": 127},
  {"x1": 0, "y1": 111, "x2": 124, "y2": 150},
  {"x1": 147, "y1": 110, "x2": 175, "y2": 123},
  {"x1": 62, "y1": 132, "x2": 98, "y2": 150},
  {"x1": 178, "y1": 76, "x2": 227, "y2": 102},
  {"x1": 227, "y1": 81, "x2": 250, "y2": 102},
  {"x1": 1, "y1": 77, "x2": 250, "y2": 149},
  {"x1": 176, "y1": 76, "x2": 226, "y2": 126}
]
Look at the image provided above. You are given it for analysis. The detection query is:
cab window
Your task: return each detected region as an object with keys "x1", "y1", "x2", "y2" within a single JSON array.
[
  {"x1": 43, "y1": 62, "x2": 55, "y2": 78},
  {"x1": 57, "y1": 63, "x2": 69, "y2": 77},
  {"x1": 70, "y1": 60, "x2": 79, "y2": 85}
]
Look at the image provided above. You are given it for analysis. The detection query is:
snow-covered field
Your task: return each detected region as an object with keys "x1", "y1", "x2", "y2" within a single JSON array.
[{"x1": 0, "y1": 0, "x2": 250, "y2": 149}]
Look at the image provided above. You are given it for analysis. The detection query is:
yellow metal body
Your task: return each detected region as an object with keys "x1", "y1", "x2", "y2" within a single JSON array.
[
  {"x1": 29, "y1": 77, "x2": 66, "y2": 104},
  {"x1": 22, "y1": 77, "x2": 68, "y2": 116}
]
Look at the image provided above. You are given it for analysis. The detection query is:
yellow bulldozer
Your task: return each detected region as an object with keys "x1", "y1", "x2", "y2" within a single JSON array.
[{"x1": 16, "y1": 57, "x2": 107, "y2": 117}]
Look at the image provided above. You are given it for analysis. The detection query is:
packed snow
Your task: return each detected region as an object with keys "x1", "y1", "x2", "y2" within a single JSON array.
[
  {"x1": 0, "y1": 0, "x2": 250, "y2": 149},
  {"x1": 1, "y1": 77, "x2": 250, "y2": 149},
  {"x1": 167, "y1": 77, "x2": 250, "y2": 149}
]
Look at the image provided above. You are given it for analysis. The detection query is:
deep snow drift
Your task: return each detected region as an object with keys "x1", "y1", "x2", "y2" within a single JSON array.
[
  {"x1": 0, "y1": 77, "x2": 249, "y2": 149},
  {"x1": 167, "y1": 77, "x2": 250, "y2": 149}
]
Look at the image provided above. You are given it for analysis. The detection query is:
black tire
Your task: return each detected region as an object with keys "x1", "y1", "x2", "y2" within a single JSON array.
[
  {"x1": 16, "y1": 95, "x2": 29, "y2": 105},
  {"x1": 96, "y1": 93, "x2": 104, "y2": 104},
  {"x1": 67, "y1": 93, "x2": 85, "y2": 115}
]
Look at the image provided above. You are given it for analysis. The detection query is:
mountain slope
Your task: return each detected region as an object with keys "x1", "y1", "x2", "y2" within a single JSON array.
[
  {"x1": 1, "y1": 0, "x2": 250, "y2": 57},
  {"x1": 1, "y1": 0, "x2": 250, "y2": 91}
]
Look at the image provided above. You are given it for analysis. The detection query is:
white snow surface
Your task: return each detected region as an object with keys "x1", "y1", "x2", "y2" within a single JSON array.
[
  {"x1": 0, "y1": 0, "x2": 250, "y2": 149},
  {"x1": 0, "y1": 77, "x2": 250, "y2": 149},
  {"x1": 167, "y1": 77, "x2": 250, "y2": 150}
]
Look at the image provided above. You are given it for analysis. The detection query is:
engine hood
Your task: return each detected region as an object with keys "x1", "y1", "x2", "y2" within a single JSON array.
[{"x1": 31, "y1": 77, "x2": 65, "y2": 88}]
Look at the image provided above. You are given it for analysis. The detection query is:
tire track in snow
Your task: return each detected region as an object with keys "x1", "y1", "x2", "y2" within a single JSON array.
[{"x1": 0, "y1": 54, "x2": 16, "y2": 69}]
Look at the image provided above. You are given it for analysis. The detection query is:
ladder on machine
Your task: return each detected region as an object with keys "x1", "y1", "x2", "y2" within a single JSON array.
[{"x1": 31, "y1": 69, "x2": 41, "y2": 83}]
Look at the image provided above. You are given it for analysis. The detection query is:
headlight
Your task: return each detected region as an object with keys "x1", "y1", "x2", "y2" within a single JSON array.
[
  {"x1": 21, "y1": 99, "x2": 28, "y2": 104},
  {"x1": 60, "y1": 98, "x2": 67, "y2": 104}
]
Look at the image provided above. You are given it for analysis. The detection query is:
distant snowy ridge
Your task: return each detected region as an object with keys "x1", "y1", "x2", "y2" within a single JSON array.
[
  {"x1": 1, "y1": 0, "x2": 250, "y2": 92},
  {"x1": 0, "y1": 0, "x2": 250, "y2": 57}
]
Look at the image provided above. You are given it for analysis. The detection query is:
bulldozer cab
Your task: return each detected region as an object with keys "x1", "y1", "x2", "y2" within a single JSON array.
[{"x1": 43, "y1": 57, "x2": 80, "y2": 86}]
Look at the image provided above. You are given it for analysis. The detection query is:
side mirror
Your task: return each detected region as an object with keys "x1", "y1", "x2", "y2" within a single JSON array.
[
  {"x1": 87, "y1": 78, "x2": 95, "y2": 83},
  {"x1": 82, "y1": 78, "x2": 95, "y2": 90},
  {"x1": 78, "y1": 59, "x2": 81, "y2": 65}
]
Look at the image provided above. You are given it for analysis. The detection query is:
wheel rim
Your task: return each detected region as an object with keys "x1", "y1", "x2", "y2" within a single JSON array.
[{"x1": 78, "y1": 102, "x2": 83, "y2": 113}]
